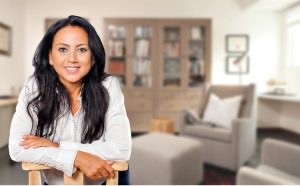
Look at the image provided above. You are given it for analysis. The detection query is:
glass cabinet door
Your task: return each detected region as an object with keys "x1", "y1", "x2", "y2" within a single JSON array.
[
  {"x1": 132, "y1": 26, "x2": 152, "y2": 88},
  {"x1": 163, "y1": 26, "x2": 181, "y2": 87},
  {"x1": 187, "y1": 26, "x2": 206, "y2": 87},
  {"x1": 107, "y1": 25, "x2": 127, "y2": 87}
]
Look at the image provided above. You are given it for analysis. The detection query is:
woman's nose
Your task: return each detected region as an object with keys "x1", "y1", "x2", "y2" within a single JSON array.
[{"x1": 68, "y1": 50, "x2": 77, "y2": 63}]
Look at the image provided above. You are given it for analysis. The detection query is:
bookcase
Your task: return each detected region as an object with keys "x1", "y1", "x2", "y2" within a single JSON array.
[{"x1": 104, "y1": 18, "x2": 211, "y2": 132}]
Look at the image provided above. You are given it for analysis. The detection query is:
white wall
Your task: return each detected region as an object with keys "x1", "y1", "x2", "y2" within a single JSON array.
[
  {"x1": 23, "y1": 0, "x2": 281, "y2": 93},
  {"x1": 0, "y1": 0, "x2": 26, "y2": 95},
  {"x1": 280, "y1": 5, "x2": 300, "y2": 94}
]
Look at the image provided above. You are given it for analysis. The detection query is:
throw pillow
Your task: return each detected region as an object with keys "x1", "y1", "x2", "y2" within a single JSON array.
[
  {"x1": 203, "y1": 94, "x2": 243, "y2": 129},
  {"x1": 183, "y1": 109, "x2": 201, "y2": 124}
]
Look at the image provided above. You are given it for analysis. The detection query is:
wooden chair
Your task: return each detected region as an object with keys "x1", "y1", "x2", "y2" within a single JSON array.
[{"x1": 22, "y1": 161, "x2": 128, "y2": 185}]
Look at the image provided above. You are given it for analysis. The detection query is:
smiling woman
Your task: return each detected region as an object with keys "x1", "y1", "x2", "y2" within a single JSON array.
[{"x1": 8, "y1": 15, "x2": 131, "y2": 185}]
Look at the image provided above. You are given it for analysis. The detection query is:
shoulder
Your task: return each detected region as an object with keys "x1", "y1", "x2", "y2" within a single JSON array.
[
  {"x1": 18, "y1": 77, "x2": 39, "y2": 103},
  {"x1": 102, "y1": 76, "x2": 123, "y2": 98},
  {"x1": 23, "y1": 77, "x2": 38, "y2": 96},
  {"x1": 102, "y1": 76, "x2": 120, "y2": 90}
]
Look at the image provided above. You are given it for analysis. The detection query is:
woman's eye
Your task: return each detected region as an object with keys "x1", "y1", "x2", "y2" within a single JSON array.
[
  {"x1": 58, "y1": 48, "x2": 67, "y2": 52},
  {"x1": 78, "y1": 48, "x2": 88, "y2": 53}
]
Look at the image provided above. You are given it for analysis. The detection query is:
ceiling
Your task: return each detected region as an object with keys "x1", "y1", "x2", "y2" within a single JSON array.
[{"x1": 243, "y1": 0, "x2": 300, "y2": 11}]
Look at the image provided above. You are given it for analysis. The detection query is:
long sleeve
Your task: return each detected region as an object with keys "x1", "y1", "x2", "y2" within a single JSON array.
[
  {"x1": 60, "y1": 76, "x2": 132, "y2": 161},
  {"x1": 8, "y1": 79, "x2": 77, "y2": 176}
]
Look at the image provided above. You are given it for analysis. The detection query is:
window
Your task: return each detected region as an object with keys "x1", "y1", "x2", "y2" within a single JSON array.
[{"x1": 287, "y1": 22, "x2": 300, "y2": 67}]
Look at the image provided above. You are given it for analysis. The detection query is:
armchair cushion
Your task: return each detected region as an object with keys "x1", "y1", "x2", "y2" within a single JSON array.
[
  {"x1": 183, "y1": 124, "x2": 231, "y2": 142},
  {"x1": 203, "y1": 94, "x2": 243, "y2": 129}
]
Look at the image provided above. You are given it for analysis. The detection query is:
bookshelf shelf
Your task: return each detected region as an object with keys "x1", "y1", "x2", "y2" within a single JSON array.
[{"x1": 104, "y1": 18, "x2": 211, "y2": 132}]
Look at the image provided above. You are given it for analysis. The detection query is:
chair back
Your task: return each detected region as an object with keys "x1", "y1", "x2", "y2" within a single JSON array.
[
  {"x1": 199, "y1": 84, "x2": 255, "y2": 118},
  {"x1": 22, "y1": 161, "x2": 128, "y2": 185}
]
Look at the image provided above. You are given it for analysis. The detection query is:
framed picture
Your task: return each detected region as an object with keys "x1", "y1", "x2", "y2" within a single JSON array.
[
  {"x1": 226, "y1": 34, "x2": 249, "y2": 53},
  {"x1": 0, "y1": 22, "x2": 12, "y2": 56},
  {"x1": 45, "y1": 17, "x2": 90, "y2": 32},
  {"x1": 45, "y1": 18, "x2": 61, "y2": 32},
  {"x1": 226, "y1": 55, "x2": 250, "y2": 74}
]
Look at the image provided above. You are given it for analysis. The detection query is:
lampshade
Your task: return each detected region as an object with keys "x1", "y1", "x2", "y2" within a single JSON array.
[
  {"x1": 233, "y1": 52, "x2": 247, "y2": 68},
  {"x1": 232, "y1": 52, "x2": 248, "y2": 85}
]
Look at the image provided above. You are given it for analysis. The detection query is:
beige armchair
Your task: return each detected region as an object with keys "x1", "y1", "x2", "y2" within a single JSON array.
[
  {"x1": 237, "y1": 139, "x2": 300, "y2": 185},
  {"x1": 179, "y1": 84, "x2": 256, "y2": 171}
]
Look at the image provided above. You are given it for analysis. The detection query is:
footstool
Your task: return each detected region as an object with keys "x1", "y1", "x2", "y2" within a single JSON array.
[{"x1": 130, "y1": 132, "x2": 203, "y2": 185}]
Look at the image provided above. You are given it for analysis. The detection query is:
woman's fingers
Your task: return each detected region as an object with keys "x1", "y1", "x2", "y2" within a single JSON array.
[
  {"x1": 75, "y1": 151, "x2": 116, "y2": 180},
  {"x1": 19, "y1": 136, "x2": 59, "y2": 148},
  {"x1": 104, "y1": 163, "x2": 115, "y2": 178},
  {"x1": 99, "y1": 168, "x2": 109, "y2": 178}
]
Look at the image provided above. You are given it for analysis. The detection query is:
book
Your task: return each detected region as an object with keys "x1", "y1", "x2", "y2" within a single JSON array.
[
  {"x1": 108, "y1": 40, "x2": 125, "y2": 57},
  {"x1": 109, "y1": 61, "x2": 125, "y2": 74},
  {"x1": 135, "y1": 39, "x2": 150, "y2": 57},
  {"x1": 164, "y1": 42, "x2": 180, "y2": 58}
]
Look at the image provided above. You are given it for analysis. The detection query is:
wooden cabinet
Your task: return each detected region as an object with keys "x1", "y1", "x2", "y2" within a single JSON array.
[{"x1": 104, "y1": 19, "x2": 211, "y2": 132}]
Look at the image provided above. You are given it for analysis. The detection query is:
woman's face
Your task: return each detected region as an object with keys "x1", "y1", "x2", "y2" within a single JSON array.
[{"x1": 49, "y1": 25, "x2": 93, "y2": 87}]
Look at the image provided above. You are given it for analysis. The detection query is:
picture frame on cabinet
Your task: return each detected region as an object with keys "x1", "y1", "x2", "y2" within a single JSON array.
[
  {"x1": 0, "y1": 22, "x2": 11, "y2": 56},
  {"x1": 226, "y1": 55, "x2": 250, "y2": 74},
  {"x1": 226, "y1": 34, "x2": 249, "y2": 53}
]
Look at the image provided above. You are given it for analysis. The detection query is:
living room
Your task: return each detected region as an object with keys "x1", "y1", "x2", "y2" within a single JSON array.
[{"x1": 0, "y1": 0, "x2": 300, "y2": 184}]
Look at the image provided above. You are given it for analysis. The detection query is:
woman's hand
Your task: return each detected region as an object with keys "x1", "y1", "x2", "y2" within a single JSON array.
[
  {"x1": 19, "y1": 135, "x2": 59, "y2": 149},
  {"x1": 74, "y1": 151, "x2": 115, "y2": 181}
]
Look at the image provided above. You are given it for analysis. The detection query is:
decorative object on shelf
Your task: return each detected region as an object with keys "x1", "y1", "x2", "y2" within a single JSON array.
[
  {"x1": 190, "y1": 26, "x2": 203, "y2": 40},
  {"x1": 226, "y1": 52, "x2": 249, "y2": 84},
  {"x1": 0, "y1": 22, "x2": 11, "y2": 56},
  {"x1": 164, "y1": 59, "x2": 180, "y2": 79},
  {"x1": 226, "y1": 34, "x2": 249, "y2": 53},
  {"x1": 108, "y1": 25, "x2": 126, "y2": 39},
  {"x1": 165, "y1": 27, "x2": 180, "y2": 41},
  {"x1": 266, "y1": 78, "x2": 287, "y2": 95},
  {"x1": 135, "y1": 26, "x2": 152, "y2": 38}
]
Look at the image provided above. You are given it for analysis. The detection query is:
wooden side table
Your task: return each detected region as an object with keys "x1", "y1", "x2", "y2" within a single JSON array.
[{"x1": 150, "y1": 117, "x2": 175, "y2": 134}]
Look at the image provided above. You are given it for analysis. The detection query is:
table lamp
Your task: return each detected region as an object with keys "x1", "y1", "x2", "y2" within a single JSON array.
[{"x1": 233, "y1": 52, "x2": 247, "y2": 85}]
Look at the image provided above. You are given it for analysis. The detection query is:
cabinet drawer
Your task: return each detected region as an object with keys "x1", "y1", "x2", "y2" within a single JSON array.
[
  {"x1": 128, "y1": 112, "x2": 152, "y2": 132},
  {"x1": 158, "y1": 99, "x2": 187, "y2": 112},
  {"x1": 159, "y1": 92, "x2": 185, "y2": 100},
  {"x1": 129, "y1": 90, "x2": 153, "y2": 98},
  {"x1": 185, "y1": 90, "x2": 202, "y2": 99},
  {"x1": 125, "y1": 99, "x2": 153, "y2": 112},
  {"x1": 158, "y1": 90, "x2": 202, "y2": 112}
]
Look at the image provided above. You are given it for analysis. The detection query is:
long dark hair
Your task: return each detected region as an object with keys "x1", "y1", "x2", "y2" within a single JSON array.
[{"x1": 27, "y1": 15, "x2": 109, "y2": 143}]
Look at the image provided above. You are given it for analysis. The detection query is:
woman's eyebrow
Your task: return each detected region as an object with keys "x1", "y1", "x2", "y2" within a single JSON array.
[{"x1": 55, "y1": 43, "x2": 89, "y2": 47}]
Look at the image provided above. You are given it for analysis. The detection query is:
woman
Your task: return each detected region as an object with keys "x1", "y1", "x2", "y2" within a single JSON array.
[{"x1": 9, "y1": 15, "x2": 132, "y2": 185}]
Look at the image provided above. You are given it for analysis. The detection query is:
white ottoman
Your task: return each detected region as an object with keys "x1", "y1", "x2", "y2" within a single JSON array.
[{"x1": 130, "y1": 132, "x2": 203, "y2": 185}]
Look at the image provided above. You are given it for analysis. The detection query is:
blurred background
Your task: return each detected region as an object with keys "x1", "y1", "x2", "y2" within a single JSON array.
[{"x1": 1, "y1": 0, "x2": 300, "y2": 184}]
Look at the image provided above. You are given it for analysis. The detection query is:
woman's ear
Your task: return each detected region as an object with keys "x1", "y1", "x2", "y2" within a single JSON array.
[{"x1": 48, "y1": 52, "x2": 53, "y2": 65}]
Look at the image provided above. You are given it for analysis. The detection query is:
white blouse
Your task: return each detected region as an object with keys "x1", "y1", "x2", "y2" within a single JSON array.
[{"x1": 9, "y1": 76, "x2": 132, "y2": 185}]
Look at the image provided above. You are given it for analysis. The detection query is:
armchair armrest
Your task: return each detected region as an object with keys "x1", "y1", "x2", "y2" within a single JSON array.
[
  {"x1": 262, "y1": 139, "x2": 300, "y2": 177},
  {"x1": 237, "y1": 167, "x2": 293, "y2": 185},
  {"x1": 232, "y1": 118, "x2": 256, "y2": 168},
  {"x1": 22, "y1": 161, "x2": 128, "y2": 185}
]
